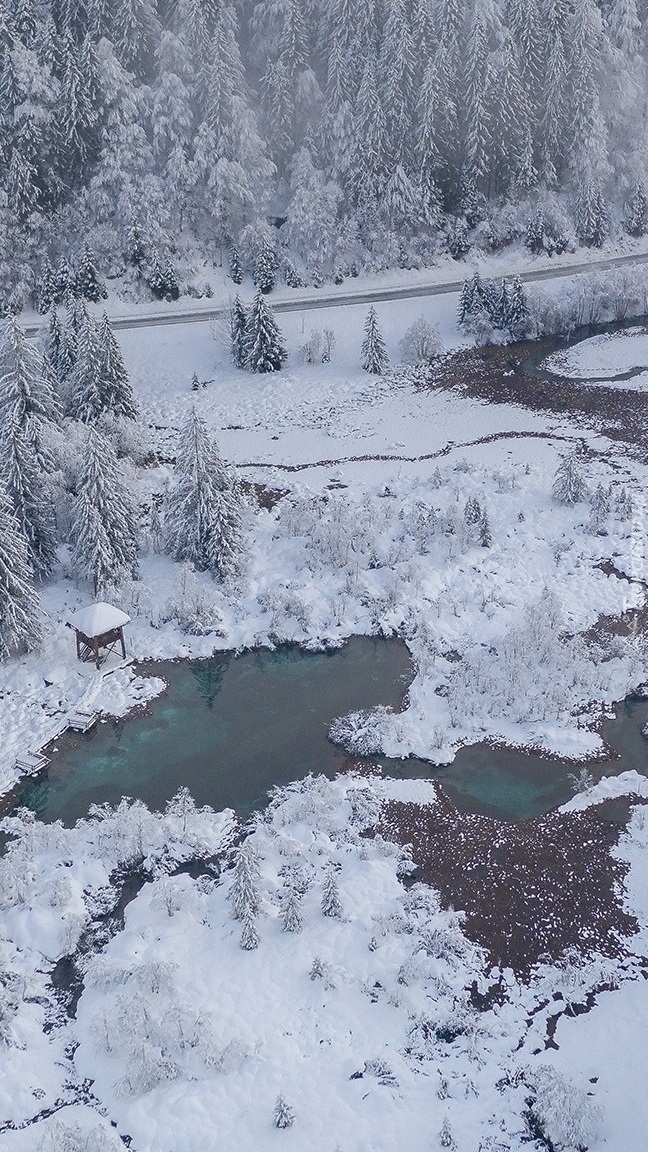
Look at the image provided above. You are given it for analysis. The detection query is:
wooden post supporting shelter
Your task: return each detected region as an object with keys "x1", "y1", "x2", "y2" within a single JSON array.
[{"x1": 68, "y1": 602, "x2": 131, "y2": 670}]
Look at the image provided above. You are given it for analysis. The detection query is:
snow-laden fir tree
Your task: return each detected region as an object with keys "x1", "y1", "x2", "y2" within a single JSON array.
[
  {"x1": 165, "y1": 410, "x2": 244, "y2": 579},
  {"x1": 589, "y1": 482, "x2": 610, "y2": 532},
  {"x1": 0, "y1": 317, "x2": 60, "y2": 428},
  {"x1": 244, "y1": 291, "x2": 287, "y2": 374},
  {"x1": 0, "y1": 416, "x2": 57, "y2": 577},
  {"x1": 227, "y1": 844, "x2": 261, "y2": 921},
  {"x1": 0, "y1": 476, "x2": 41, "y2": 659},
  {"x1": 230, "y1": 296, "x2": 248, "y2": 368},
  {"x1": 240, "y1": 907, "x2": 260, "y2": 950},
  {"x1": 75, "y1": 244, "x2": 107, "y2": 302},
  {"x1": 97, "y1": 312, "x2": 138, "y2": 419},
  {"x1": 625, "y1": 182, "x2": 648, "y2": 237},
  {"x1": 361, "y1": 306, "x2": 389, "y2": 374},
  {"x1": 71, "y1": 426, "x2": 139, "y2": 594},
  {"x1": 68, "y1": 306, "x2": 104, "y2": 421},
  {"x1": 552, "y1": 451, "x2": 588, "y2": 504},
  {"x1": 280, "y1": 886, "x2": 303, "y2": 932},
  {"x1": 321, "y1": 867, "x2": 342, "y2": 918},
  {"x1": 273, "y1": 1094, "x2": 295, "y2": 1129},
  {"x1": 576, "y1": 182, "x2": 609, "y2": 248}
]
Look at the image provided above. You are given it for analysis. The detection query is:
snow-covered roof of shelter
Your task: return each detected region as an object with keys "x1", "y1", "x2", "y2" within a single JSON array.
[{"x1": 67, "y1": 602, "x2": 131, "y2": 638}]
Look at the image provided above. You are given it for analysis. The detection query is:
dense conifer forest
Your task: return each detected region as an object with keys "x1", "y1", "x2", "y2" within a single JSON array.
[{"x1": 1, "y1": 0, "x2": 647, "y2": 307}]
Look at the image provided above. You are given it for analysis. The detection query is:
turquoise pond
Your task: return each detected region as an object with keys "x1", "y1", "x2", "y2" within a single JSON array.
[{"x1": 10, "y1": 637, "x2": 648, "y2": 825}]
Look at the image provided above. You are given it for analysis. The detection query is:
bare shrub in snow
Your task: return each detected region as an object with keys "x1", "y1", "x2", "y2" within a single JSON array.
[
  {"x1": 300, "y1": 329, "x2": 322, "y2": 364},
  {"x1": 163, "y1": 563, "x2": 226, "y2": 636},
  {"x1": 568, "y1": 767, "x2": 595, "y2": 794},
  {"x1": 398, "y1": 315, "x2": 442, "y2": 364},
  {"x1": 273, "y1": 1094, "x2": 295, "y2": 1129},
  {"x1": 525, "y1": 1064, "x2": 601, "y2": 1150},
  {"x1": 328, "y1": 705, "x2": 393, "y2": 756}
]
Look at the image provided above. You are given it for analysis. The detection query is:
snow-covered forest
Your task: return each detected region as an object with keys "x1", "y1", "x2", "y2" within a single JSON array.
[{"x1": 2, "y1": 0, "x2": 648, "y2": 311}]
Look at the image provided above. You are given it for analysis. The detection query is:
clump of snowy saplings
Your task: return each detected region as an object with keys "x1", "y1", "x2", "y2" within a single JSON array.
[
  {"x1": 300, "y1": 328, "x2": 336, "y2": 364},
  {"x1": 229, "y1": 293, "x2": 287, "y2": 373},
  {"x1": 458, "y1": 272, "x2": 530, "y2": 343}
]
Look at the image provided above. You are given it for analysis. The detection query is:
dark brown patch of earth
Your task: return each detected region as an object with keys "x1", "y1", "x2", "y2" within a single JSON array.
[
  {"x1": 376, "y1": 787, "x2": 641, "y2": 977},
  {"x1": 424, "y1": 343, "x2": 648, "y2": 453}
]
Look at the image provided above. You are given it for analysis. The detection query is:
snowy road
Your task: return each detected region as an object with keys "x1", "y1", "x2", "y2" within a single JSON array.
[{"x1": 23, "y1": 248, "x2": 648, "y2": 337}]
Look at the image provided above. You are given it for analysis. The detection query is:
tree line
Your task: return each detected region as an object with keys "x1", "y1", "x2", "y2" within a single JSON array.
[{"x1": 1, "y1": 0, "x2": 647, "y2": 312}]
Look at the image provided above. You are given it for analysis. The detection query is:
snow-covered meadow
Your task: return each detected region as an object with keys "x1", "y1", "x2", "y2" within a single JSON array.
[{"x1": 1, "y1": 771, "x2": 648, "y2": 1152}]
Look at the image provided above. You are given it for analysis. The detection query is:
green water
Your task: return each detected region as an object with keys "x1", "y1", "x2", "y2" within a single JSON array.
[{"x1": 11, "y1": 639, "x2": 648, "y2": 826}]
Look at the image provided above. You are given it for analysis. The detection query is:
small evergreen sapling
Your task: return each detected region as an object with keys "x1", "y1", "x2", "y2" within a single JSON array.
[
  {"x1": 321, "y1": 867, "x2": 342, "y2": 918},
  {"x1": 273, "y1": 1094, "x2": 295, "y2": 1129},
  {"x1": 361, "y1": 306, "x2": 389, "y2": 374},
  {"x1": 279, "y1": 886, "x2": 303, "y2": 932},
  {"x1": 228, "y1": 244, "x2": 243, "y2": 284},
  {"x1": 230, "y1": 296, "x2": 248, "y2": 368}
]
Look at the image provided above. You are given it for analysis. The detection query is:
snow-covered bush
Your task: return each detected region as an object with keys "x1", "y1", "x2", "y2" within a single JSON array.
[
  {"x1": 328, "y1": 704, "x2": 394, "y2": 756},
  {"x1": 525, "y1": 1065, "x2": 601, "y2": 1150},
  {"x1": 398, "y1": 316, "x2": 442, "y2": 365}
]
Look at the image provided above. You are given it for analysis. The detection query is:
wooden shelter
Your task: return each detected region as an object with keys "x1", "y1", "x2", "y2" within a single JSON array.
[{"x1": 68, "y1": 602, "x2": 131, "y2": 669}]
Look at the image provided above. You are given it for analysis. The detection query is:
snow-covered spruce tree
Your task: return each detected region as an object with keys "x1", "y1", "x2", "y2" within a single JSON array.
[
  {"x1": 75, "y1": 244, "x2": 107, "y2": 303},
  {"x1": 229, "y1": 245, "x2": 243, "y2": 284},
  {"x1": 625, "y1": 182, "x2": 648, "y2": 237},
  {"x1": 230, "y1": 296, "x2": 248, "y2": 368},
  {"x1": 576, "y1": 182, "x2": 609, "y2": 248},
  {"x1": 71, "y1": 427, "x2": 139, "y2": 595},
  {"x1": 0, "y1": 416, "x2": 57, "y2": 578},
  {"x1": 0, "y1": 317, "x2": 60, "y2": 428},
  {"x1": 273, "y1": 1094, "x2": 295, "y2": 1129},
  {"x1": 280, "y1": 886, "x2": 304, "y2": 932},
  {"x1": 68, "y1": 306, "x2": 104, "y2": 422},
  {"x1": 0, "y1": 477, "x2": 41, "y2": 659},
  {"x1": 321, "y1": 867, "x2": 342, "y2": 918},
  {"x1": 165, "y1": 410, "x2": 244, "y2": 579},
  {"x1": 361, "y1": 306, "x2": 389, "y2": 374},
  {"x1": 97, "y1": 312, "x2": 138, "y2": 419},
  {"x1": 227, "y1": 845, "x2": 261, "y2": 921},
  {"x1": 244, "y1": 291, "x2": 287, "y2": 374},
  {"x1": 552, "y1": 450, "x2": 588, "y2": 504},
  {"x1": 240, "y1": 907, "x2": 260, "y2": 950}
]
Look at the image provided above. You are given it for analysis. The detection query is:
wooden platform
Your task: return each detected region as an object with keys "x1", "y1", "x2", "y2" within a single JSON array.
[
  {"x1": 14, "y1": 750, "x2": 51, "y2": 773},
  {"x1": 66, "y1": 710, "x2": 98, "y2": 733}
]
